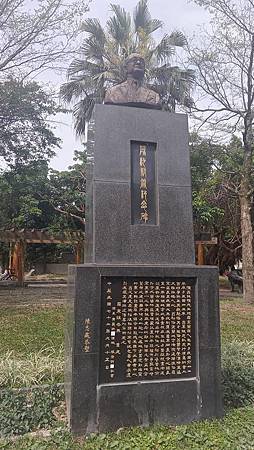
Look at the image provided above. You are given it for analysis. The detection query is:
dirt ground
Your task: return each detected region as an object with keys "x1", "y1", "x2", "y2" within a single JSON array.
[{"x1": 0, "y1": 274, "x2": 241, "y2": 307}]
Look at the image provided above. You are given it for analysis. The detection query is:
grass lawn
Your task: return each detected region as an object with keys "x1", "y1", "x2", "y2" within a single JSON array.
[
  {"x1": 0, "y1": 306, "x2": 64, "y2": 355},
  {"x1": 2, "y1": 405, "x2": 254, "y2": 449},
  {"x1": 0, "y1": 296, "x2": 254, "y2": 449},
  {"x1": 220, "y1": 298, "x2": 254, "y2": 341},
  {"x1": 219, "y1": 275, "x2": 230, "y2": 289},
  {"x1": 0, "y1": 297, "x2": 253, "y2": 355}
]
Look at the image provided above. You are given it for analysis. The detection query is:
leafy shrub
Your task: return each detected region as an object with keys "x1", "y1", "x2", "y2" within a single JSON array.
[
  {"x1": 0, "y1": 384, "x2": 64, "y2": 437},
  {"x1": 0, "y1": 347, "x2": 64, "y2": 388},
  {"x1": 1, "y1": 340, "x2": 254, "y2": 438},
  {"x1": 222, "y1": 340, "x2": 254, "y2": 408}
]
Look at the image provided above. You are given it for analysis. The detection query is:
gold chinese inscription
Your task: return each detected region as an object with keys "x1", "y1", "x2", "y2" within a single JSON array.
[
  {"x1": 101, "y1": 278, "x2": 195, "y2": 383},
  {"x1": 131, "y1": 141, "x2": 157, "y2": 225},
  {"x1": 83, "y1": 318, "x2": 91, "y2": 353},
  {"x1": 139, "y1": 145, "x2": 149, "y2": 223}
]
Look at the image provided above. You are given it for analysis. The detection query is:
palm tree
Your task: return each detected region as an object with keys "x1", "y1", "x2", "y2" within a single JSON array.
[{"x1": 61, "y1": 0, "x2": 194, "y2": 135}]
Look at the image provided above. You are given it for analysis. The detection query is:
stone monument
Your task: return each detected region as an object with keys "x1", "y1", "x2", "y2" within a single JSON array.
[{"x1": 65, "y1": 55, "x2": 223, "y2": 435}]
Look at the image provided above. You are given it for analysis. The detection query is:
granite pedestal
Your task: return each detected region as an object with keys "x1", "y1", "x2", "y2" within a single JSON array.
[
  {"x1": 85, "y1": 105, "x2": 195, "y2": 265},
  {"x1": 66, "y1": 105, "x2": 223, "y2": 435}
]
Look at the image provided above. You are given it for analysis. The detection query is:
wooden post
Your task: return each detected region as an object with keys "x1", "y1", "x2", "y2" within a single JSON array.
[
  {"x1": 9, "y1": 242, "x2": 13, "y2": 270},
  {"x1": 75, "y1": 242, "x2": 83, "y2": 264},
  {"x1": 12, "y1": 240, "x2": 25, "y2": 285},
  {"x1": 197, "y1": 242, "x2": 205, "y2": 265}
]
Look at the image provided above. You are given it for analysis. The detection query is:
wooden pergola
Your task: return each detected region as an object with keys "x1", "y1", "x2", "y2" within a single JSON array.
[
  {"x1": 195, "y1": 235, "x2": 218, "y2": 265},
  {"x1": 0, "y1": 229, "x2": 85, "y2": 285}
]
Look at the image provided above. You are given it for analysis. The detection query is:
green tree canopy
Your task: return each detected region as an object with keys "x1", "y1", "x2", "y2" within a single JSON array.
[
  {"x1": 0, "y1": 157, "x2": 84, "y2": 270},
  {"x1": 190, "y1": 133, "x2": 249, "y2": 271},
  {"x1": 0, "y1": 160, "x2": 52, "y2": 229},
  {"x1": 0, "y1": 78, "x2": 61, "y2": 166},
  {"x1": 46, "y1": 149, "x2": 86, "y2": 229},
  {"x1": 190, "y1": 133, "x2": 225, "y2": 234}
]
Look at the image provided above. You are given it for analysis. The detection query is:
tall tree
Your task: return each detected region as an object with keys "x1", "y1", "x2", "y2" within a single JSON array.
[
  {"x1": 190, "y1": 133, "x2": 224, "y2": 234},
  {"x1": 0, "y1": 159, "x2": 82, "y2": 270},
  {"x1": 189, "y1": 0, "x2": 254, "y2": 303},
  {"x1": 190, "y1": 133, "x2": 244, "y2": 271},
  {"x1": 61, "y1": 0, "x2": 194, "y2": 134},
  {"x1": 0, "y1": 78, "x2": 61, "y2": 166},
  {"x1": 45, "y1": 149, "x2": 86, "y2": 229},
  {"x1": 0, "y1": 160, "x2": 52, "y2": 229},
  {"x1": 0, "y1": 0, "x2": 90, "y2": 78},
  {"x1": 0, "y1": 150, "x2": 86, "y2": 231}
]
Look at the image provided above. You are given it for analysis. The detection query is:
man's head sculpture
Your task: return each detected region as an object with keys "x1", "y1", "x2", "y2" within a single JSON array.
[
  {"x1": 104, "y1": 52, "x2": 161, "y2": 109},
  {"x1": 124, "y1": 53, "x2": 145, "y2": 80}
]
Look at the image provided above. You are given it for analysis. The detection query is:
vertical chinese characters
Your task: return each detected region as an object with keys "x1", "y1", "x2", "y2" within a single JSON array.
[
  {"x1": 139, "y1": 145, "x2": 149, "y2": 223},
  {"x1": 131, "y1": 141, "x2": 157, "y2": 225},
  {"x1": 101, "y1": 277, "x2": 195, "y2": 383},
  {"x1": 84, "y1": 318, "x2": 91, "y2": 352}
]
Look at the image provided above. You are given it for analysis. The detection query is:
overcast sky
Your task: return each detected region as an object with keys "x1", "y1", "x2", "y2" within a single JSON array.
[{"x1": 50, "y1": 0, "x2": 210, "y2": 171}]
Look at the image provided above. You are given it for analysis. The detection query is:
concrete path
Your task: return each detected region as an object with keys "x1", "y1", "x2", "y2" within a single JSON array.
[{"x1": 0, "y1": 284, "x2": 67, "y2": 306}]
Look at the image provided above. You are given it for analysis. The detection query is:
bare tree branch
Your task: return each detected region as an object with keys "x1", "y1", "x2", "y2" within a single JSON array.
[{"x1": 0, "y1": 0, "x2": 90, "y2": 78}]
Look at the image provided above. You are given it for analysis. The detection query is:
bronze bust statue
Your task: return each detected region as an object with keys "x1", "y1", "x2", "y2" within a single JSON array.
[{"x1": 104, "y1": 53, "x2": 161, "y2": 109}]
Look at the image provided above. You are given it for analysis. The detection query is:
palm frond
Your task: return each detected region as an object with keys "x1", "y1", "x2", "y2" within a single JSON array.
[
  {"x1": 73, "y1": 91, "x2": 104, "y2": 134},
  {"x1": 147, "y1": 65, "x2": 194, "y2": 111},
  {"x1": 60, "y1": 81, "x2": 87, "y2": 103},
  {"x1": 168, "y1": 30, "x2": 187, "y2": 47},
  {"x1": 150, "y1": 31, "x2": 187, "y2": 65},
  {"x1": 149, "y1": 65, "x2": 195, "y2": 85},
  {"x1": 67, "y1": 59, "x2": 88, "y2": 77},
  {"x1": 93, "y1": 69, "x2": 116, "y2": 84},
  {"x1": 81, "y1": 18, "x2": 106, "y2": 45},
  {"x1": 73, "y1": 97, "x2": 94, "y2": 135},
  {"x1": 146, "y1": 19, "x2": 163, "y2": 34},
  {"x1": 167, "y1": 69, "x2": 194, "y2": 108},
  {"x1": 133, "y1": 0, "x2": 151, "y2": 32},
  {"x1": 181, "y1": 68, "x2": 196, "y2": 81},
  {"x1": 62, "y1": 1, "x2": 194, "y2": 135},
  {"x1": 179, "y1": 69, "x2": 195, "y2": 85},
  {"x1": 67, "y1": 59, "x2": 104, "y2": 80},
  {"x1": 107, "y1": 4, "x2": 131, "y2": 45},
  {"x1": 151, "y1": 35, "x2": 175, "y2": 64},
  {"x1": 81, "y1": 36, "x2": 105, "y2": 61},
  {"x1": 147, "y1": 64, "x2": 172, "y2": 82}
]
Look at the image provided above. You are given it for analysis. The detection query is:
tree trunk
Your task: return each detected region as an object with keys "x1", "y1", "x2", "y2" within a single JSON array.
[
  {"x1": 241, "y1": 115, "x2": 254, "y2": 303},
  {"x1": 240, "y1": 188, "x2": 254, "y2": 303}
]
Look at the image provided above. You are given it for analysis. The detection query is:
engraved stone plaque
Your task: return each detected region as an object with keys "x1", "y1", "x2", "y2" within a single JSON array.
[
  {"x1": 100, "y1": 277, "x2": 196, "y2": 384},
  {"x1": 131, "y1": 141, "x2": 157, "y2": 225}
]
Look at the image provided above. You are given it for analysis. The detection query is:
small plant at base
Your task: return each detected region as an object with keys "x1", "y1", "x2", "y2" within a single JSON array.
[
  {"x1": 221, "y1": 340, "x2": 254, "y2": 408},
  {"x1": 0, "y1": 346, "x2": 64, "y2": 389},
  {"x1": 0, "y1": 385, "x2": 64, "y2": 437}
]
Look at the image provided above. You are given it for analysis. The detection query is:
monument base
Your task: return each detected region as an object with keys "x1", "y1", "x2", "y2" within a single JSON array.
[{"x1": 65, "y1": 264, "x2": 223, "y2": 435}]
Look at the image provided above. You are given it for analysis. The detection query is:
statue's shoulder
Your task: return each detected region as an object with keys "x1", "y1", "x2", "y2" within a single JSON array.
[
  {"x1": 108, "y1": 81, "x2": 127, "y2": 92},
  {"x1": 138, "y1": 85, "x2": 160, "y2": 106},
  {"x1": 104, "y1": 81, "x2": 128, "y2": 103},
  {"x1": 143, "y1": 86, "x2": 160, "y2": 100}
]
